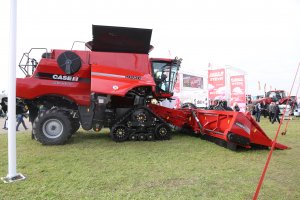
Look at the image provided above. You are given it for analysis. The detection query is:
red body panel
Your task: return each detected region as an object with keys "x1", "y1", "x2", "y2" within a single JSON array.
[
  {"x1": 16, "y1": 50, "x2": 91, "y2": 106},
  {"x1": 16, "y1": 49, "x2": 158, "y2": 103},
  {"x1": 90, "y1": 52, "x2": 155, "y2": 96},
  {"x1": 149, "y1": 104, "x2": 288, "y2": 149}
]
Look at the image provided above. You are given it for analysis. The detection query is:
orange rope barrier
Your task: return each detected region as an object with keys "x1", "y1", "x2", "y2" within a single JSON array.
[
  {"x1": 253, "y1": 63, "x2": 300, "y2": 200},
  {"x1": 281, "y1": 81, "x2": 300, "y2": 135}
]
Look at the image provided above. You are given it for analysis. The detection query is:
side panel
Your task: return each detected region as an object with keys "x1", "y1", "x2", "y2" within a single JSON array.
[
  {"x1": 16, "y1": 51, "x2": 91, "y2": 106},
  {"x1": 90, "y1": 52, "x2": 155, "y2": 96}
]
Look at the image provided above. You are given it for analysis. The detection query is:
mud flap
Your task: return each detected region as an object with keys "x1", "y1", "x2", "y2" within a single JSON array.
[{"x1": 78, "y1": 104, "x2": 95, "y2": 130}]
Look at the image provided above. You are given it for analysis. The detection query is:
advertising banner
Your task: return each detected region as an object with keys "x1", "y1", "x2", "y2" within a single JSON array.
[
  {"x1": 183, "y1": 74, "x2": 203, "y2": 89},
  {"x1": 230, "y1": 75, "x2": 246, "y2": 111},
  {"x1": 173, "y1": 73, "x2": 207, "y2": 108},
  {"x1": 173, "y1": 73, "x2": 181, "y2": 93},
  {"x1": 208, "y1": 69, "x2": 225, "y2": 100}
]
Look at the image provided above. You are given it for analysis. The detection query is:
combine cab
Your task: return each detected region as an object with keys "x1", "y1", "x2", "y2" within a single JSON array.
[{"x1": 16, "y1": 25, "x2": 287, "y2": 151}]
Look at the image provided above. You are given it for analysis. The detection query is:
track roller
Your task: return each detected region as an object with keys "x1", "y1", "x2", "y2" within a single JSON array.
[
  {"x1": 146, "y1": 133, "x2": 155, "y2": 141},
  {"x1": 138, "y1": 133, "x2": 147, "y2": 141},
  {"x1": 129, "y1": 133, "x2": 138, "y2": 141}
]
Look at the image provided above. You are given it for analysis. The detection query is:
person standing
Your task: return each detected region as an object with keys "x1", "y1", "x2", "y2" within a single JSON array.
[
  {"x1": 255, "y1": 102, "x2": 261, "y2": 122},
  {"x1": 3, "y1": 115, "x2": 8, "y2": 130},
  {"x1": 233, "y1": 102, "x2": 240, "y2": 112},
  {"x1": 261, "y1": 101, "x2": 268, "y2": 118},
  {"x1": 272, "y1": 102, "x2": 281, "y2": 124},
  {"x1": 1, "y1": 97, "x2": 8, "y2": 129},
  {"x1": 268, "y1": 102, "x2": 274, "y2": 122}
]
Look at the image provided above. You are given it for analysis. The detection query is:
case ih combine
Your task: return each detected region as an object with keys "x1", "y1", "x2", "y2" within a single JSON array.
[
  {"x1": 16, "y1": 25, "x2": 287, "y2": 151},
  {"x1": 250, "y1": 90, "x2": 298, "y2": 115}
]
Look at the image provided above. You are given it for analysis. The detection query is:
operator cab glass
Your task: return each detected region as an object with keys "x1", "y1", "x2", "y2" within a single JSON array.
[
  {"x1": 151, "y1": 58, "x2": 181, "y2": 94},
  {"x1": 266, "y1": 91, "x2": 286, "y2": 101}
]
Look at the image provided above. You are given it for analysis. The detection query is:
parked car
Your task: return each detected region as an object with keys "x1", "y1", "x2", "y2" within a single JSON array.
[{"x1": 294, "y1": 105, "x2": 300, "y2": 117}]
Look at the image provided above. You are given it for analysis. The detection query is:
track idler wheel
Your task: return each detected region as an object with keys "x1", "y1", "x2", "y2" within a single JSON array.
[
  {"x1": 111, "y1": 125, "x2": 129, "y2": 142},
  {"x1": 155, "y1": 123, "x2": 171, "y2": 140}
]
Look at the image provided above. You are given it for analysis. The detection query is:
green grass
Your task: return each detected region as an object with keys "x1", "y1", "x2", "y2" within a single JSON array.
[{"x1": 0, "y1": 117, "x2": 299, "y2": 200}]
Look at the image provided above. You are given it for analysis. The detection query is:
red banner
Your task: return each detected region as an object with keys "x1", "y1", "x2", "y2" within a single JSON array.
[
  {"x1": 208, "y1": 69, "x2": 225, "y2": 100},
  {"x1": 173, "y1": 73, "x2": 181, "y2": 93},
  {"x1": 230, "y1": 75, "x2": 246, "y2": 111}
]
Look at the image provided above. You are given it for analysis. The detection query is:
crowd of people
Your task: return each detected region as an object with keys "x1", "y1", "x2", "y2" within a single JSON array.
[
  {"x1": 230, "y1": 100, "x2": 282, "y2": 124},
  {"x1": 252, "y1": 101, "x2": 281, "y2": 123}
]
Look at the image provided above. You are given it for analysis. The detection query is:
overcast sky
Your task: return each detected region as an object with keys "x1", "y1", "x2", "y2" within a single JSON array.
[{"x1": 1, "y1": 0, "x2": 300, "y2": 96}]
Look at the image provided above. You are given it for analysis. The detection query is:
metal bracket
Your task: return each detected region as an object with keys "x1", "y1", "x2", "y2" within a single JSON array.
[{"x1": 1, "y1": 173, "x2": 26, "y2": 183}]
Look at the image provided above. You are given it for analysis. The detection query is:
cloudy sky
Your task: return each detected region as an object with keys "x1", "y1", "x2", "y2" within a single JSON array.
[{"x1": 0, "y1": 0, "x2": 300, "y2": 96}]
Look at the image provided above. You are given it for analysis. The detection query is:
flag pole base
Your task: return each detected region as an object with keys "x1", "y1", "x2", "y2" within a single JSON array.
[{"x1": 1, "y1": 173, "x2": 26, "y2": 183}]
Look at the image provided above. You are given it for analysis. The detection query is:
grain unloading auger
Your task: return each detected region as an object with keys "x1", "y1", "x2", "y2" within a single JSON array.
[{"x1": 149, "y1": 104, "x2": 288, "y2": 151}]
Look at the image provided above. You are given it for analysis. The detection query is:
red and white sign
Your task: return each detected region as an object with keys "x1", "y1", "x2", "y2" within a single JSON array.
[
  {"x1": 208, "y1": 69, "x2": 225, "y2": 100},
  {"x1": 173, "y1": 73, "x2": 181, "y2": 93},
  {"x1": 230, "y1": 75, "x2": 246, "y2": 111}
]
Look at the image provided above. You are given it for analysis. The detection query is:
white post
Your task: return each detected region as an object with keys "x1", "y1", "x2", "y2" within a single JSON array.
[{"x1": 1, "y1": 0, "x2": 25, "y2": 183}]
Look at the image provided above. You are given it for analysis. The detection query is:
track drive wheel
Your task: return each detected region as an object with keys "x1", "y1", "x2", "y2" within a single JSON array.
[
  {"x1": 33, "y1": 109, "x2": 72, "y2": 145},
  {"x1": 111, "y1": 125, "x2": 129, "y2": 142},
  {"x1": 155, "y1": 123, "x2": 171, "y2": 140}
]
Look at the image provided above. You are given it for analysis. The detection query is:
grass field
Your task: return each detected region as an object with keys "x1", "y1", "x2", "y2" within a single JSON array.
[{"x1": 0, "y1": 117, "x2": 299, "y2": 200}]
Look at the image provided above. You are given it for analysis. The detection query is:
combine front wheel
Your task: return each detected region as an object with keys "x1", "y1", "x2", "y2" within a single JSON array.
[{"x1": 33, "y1": 109, "x2": 72, "y2": 145}]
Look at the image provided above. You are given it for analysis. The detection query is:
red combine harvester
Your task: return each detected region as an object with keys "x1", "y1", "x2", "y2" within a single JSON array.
[
  {"x1": 16, "y1": 25, "x2": 287, "y2": 150},
  {"x1": 250, "y1": 90, "x2": 297, "y2": 115}
]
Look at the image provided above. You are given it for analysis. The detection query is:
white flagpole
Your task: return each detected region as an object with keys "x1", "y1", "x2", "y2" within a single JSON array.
[{"x1": 1, "y1": 0, "x2": 25, "y2": 183}]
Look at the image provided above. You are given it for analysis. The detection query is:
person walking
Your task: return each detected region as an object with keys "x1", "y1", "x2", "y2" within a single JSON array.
[
  {"x1": 16, "y1": 102, "x2": 28, "y2": 131},
  {"x1": 16, "y1": 114, "x2": 28, "y2": 131},
  {"x1": 272, "y1": 102, "x2": 281, "y2": 124},
  {"x1": 255, "y1": 102, "x2": 261, "y2": 122}
]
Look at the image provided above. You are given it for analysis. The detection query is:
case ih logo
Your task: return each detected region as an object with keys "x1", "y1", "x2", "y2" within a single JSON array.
[
  {"x1": 125, "y1": 75, "x2": 141, "y2": 80},
  {"x1": 52, "y1": 74, "x2": 79, "y2": 82},
  {"x1": 35, "y1": 72, "x2": 88, "y2": 83}
]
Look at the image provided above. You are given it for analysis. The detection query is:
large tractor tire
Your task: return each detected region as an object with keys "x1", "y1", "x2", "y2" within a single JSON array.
[{"x1": 33, "y1": 109, "x2": 72, "y2": 145}]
